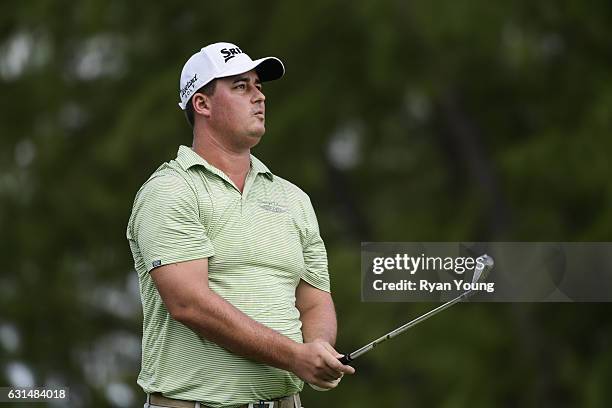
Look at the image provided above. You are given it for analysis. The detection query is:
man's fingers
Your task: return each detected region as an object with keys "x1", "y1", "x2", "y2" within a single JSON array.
[
  {"x1": 314, "y1": 341, "x2": 356, "y2": 375},
  {"x1": 320, "y1": 372, "x2": 340, "y2": 382},
  {"x1": 321, "y1": 350, "x2": 355, "y2": 376},
  {"x1": 310, "y1": 377, "x2": 342, "y2": 390},
  {"x1": 321, "y1": 372, "x2": 345, "y2": 382},
  {"x1": 319, "y1": 357, "x2": 343, "y2": 379},
  {"x1": 337, "y1": 359, "x2": 355, "y2": 375},
  {"x1": 318, "y1": 341, "x2": 338, "y2": 356},
  {"x1": 297, "y1": 341, "x2": 355, "y2": 387}
]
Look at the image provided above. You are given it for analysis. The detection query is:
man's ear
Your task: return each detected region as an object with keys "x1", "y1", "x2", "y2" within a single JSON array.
[{"x1": 192, "y1": 93, "x2": 211, "y2": 118}]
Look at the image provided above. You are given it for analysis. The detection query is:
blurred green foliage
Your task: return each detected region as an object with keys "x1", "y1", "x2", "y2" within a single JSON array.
[{"x1": 1, "y1": 0, "x2": 611, "y2": 407}]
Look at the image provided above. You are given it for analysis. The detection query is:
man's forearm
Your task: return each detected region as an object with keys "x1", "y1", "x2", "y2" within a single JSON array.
[
  {"x1": 300, "y1": 296, "x2": 338, "y2": 345},
  {"x1": 175, "y1": 288, "x2": 298, "y2": 371},
  {"x1": 151, "y1": 260, "x2": 351, "y2": 389}
]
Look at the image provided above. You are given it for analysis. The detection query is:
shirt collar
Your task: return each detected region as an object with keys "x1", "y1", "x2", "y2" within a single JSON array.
[
  {"x1": 175, "y1": 145, "x2": 274, "y2": 180},
  {"x1": 249, "y1": 154, "x2": 273, "y2": 179}
]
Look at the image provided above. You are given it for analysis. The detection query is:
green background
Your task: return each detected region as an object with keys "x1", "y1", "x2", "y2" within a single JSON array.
[{"x1": 1, "y1": 1, "x2": 611, "y2": 407}]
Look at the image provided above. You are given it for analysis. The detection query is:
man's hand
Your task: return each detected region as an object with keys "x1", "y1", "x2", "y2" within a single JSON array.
[{"x1": 292, "y1": 340, "x2": 355, "y2": 390}]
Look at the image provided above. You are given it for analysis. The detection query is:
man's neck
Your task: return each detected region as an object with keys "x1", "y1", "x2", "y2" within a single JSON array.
[{"x1": 192, "y1": 130, "x2": 251, "y2": 192}]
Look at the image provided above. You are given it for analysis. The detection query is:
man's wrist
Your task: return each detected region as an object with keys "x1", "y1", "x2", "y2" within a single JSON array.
[
  {"x1": 281, "y1": 339, "x2": 301, "y2": 372},
  {"x1": 305, "y1": 336, "x2": 335, "y2": 346}
]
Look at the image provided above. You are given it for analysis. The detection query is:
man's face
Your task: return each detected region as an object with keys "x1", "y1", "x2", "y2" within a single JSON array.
[{"x1": 207, "y1": 69, "x2": 266, "y2": 150}]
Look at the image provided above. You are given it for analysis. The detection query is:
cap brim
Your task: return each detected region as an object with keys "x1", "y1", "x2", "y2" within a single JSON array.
[
  {"x1": 216, "y1": 56, "x2": 285, "y2": 83},
  {"x1": 253, "y1": 57, "x2": 285, "y2": 82}
]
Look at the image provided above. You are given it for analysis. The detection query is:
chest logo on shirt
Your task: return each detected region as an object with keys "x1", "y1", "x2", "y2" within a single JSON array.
[{"x1": 258, "y1": 200, "x2": 287, "y2": 213}]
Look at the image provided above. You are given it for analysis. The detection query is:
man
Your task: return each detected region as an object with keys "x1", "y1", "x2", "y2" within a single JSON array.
[{"x1": 127, "y1": 42, "x2": 354, "y2": 408}]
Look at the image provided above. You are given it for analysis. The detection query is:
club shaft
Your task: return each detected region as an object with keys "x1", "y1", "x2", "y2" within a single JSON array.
[{"x1": 344, "y1": 290, "x2": 473, "y2": 362}]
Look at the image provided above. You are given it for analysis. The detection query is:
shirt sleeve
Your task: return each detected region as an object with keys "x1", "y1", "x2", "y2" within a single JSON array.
[
  {"x1": 130, "y1": 173, "x2": 214, "y2": 272},
  {"x1": 300, "y1": 195, "x2": 331, "y2": 293}
]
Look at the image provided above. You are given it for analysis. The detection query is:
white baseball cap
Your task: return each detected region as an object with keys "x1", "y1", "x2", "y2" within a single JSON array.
[{"x1": 178, "y1": 42, "x2": 285, "y2": 110}]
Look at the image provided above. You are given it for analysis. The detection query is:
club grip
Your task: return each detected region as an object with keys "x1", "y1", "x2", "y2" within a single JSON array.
[{"x1": 339, "y1": 353, "x2": 353, "y2": 365}]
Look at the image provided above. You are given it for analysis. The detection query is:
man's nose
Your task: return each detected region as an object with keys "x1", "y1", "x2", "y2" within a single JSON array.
[{"x1": 253, "y1": 87, "x2": 265, "y2": 102}]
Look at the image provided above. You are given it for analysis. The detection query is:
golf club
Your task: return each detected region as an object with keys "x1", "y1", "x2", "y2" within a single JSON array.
[{"x1": 339, "y1": 254, "x2": 495, "y2": 365}]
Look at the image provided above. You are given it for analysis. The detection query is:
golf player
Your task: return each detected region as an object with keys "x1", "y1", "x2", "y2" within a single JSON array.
[{"x1": 126, "y1": 42, "x2": 354, "y2": 408}]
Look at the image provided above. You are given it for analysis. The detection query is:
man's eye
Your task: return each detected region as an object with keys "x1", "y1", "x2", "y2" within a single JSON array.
[{"x1": 236, "y1": 84, "x2": 246, "y2": 89}]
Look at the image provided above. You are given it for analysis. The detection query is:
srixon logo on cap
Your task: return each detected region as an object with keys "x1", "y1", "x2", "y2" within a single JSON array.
[{"x1": 221, "y1": 47, "x2": 243, "y2": 63}]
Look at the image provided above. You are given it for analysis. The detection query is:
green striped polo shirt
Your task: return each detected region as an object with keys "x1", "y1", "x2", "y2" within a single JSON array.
[{"x1": 126, "y1": 145, "x2": 329, "y2": 408}]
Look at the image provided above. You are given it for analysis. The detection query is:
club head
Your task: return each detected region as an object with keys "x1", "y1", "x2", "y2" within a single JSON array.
[{"x1": 472, "y1": 254, "x2": 494, "y2": 284}]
